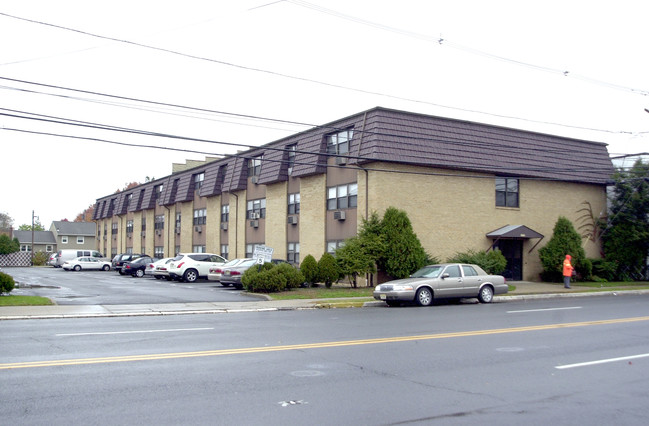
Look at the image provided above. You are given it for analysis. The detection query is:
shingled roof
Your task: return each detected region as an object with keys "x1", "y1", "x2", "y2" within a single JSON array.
[{"x1": 94, "y1": 107, "x2": 614, "y2": 207}]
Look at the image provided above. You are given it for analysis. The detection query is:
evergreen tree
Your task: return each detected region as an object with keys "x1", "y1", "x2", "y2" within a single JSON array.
[
  {"x1": 317, "y1": 252, "x2": 340, "y2": 288},
  {"x1": 602, "y1": 159, "x2": 649, "y2": 280},
  {"x1": 539, "y1": 216, "x2": 589, "y2": 282},
  {"x1": 379, "y1": 207, "x2": 427, "y2": 279}
]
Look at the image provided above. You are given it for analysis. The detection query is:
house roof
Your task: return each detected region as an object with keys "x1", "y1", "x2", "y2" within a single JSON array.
[
  {"x1": 52, "y1": 221, "x2": 96, "y2": 236},
  {"x1": 94, "y1": 107, "x2": 615, "y2": 208},
  {"x1": 13, "y1": 230, "x2": 57, "y2": 244}
]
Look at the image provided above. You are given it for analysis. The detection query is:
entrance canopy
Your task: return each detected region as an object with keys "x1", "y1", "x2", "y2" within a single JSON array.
[{"x1": 486, "y1": 225, "x2": 543, "y2": 240}]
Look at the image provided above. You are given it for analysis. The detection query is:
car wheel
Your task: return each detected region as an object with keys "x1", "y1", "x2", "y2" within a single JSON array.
[
  {"x1": 135, "y1": 269, "x2": 144, "y2": 278},
  {"x1": 154, "y1": 276, "x2": 162, "y2": 280},
  {"x1": 416, "y1": 287, "x2": 433, "y2": 306},
  {"x1": 183, "y1": 269, "x2": 198, "y2": 283},
  {"x1": 165, "y1": 276, "x2": 172, "y2": 281},
  {"x1": 118, "y1": 269, "x2": 125, "y2": 275},
  {"x1": 102, "y1": 265, "x2": 110, "y2": 271},
  {"x1": 73, "y1": 265, "x2": 81, "y2": 272},
  {"x1": 478, "y1": 285, "x2": 494, "y2": 303}
]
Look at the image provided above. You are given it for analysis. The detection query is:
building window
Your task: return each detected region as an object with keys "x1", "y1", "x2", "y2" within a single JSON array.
[
  {"x1": 496, "y1": 178, "x2": 519, "y2": 208},
  {"x1": 194, "y1": 172, "x2": 205, "y2": 190},
  {"x1": 221, "y1": 244, "x2": 229, "y2": 259},
  {"x1": 175, "y1": 246, "x2": 180, "y2": 256},
  {"x1": 326, "y1": 129, "x2": 353, "y2": 155},
  {"x1": 62, "y1": 236, "x2": 68, "y2": 244},
  {"x1": 154, "y1": 246, "x2": 164, "y2": 258},
  {"x1": 155, "y1": 184, "x2": 164, "y2": 200},
  {"x1": 193, "y1": 245, "x2": 206, "y2": 253},
  {"x1": 77, "y1": 236, "x2": 84, "y2": 244},
  {"x1": 287, "y1": 144, "x2": 296, "y2": 175},
  {"x1": 327, "y1": 183, "x2": 358, "y2": 210},
  {"x1": 141, "y1": 217, "x2": 146, "y2": 231},
  {"x1": 21, "y1": 245, "x2": 31, "y2": 252},
  {"x1": 46, "y1": 245, "x2": 53, "y2": 252},
  {"x1": 327, "y1": 240, "x2": 344, "y2": 254},
  {"x1": 111, "y1": 223, "x2": 118, "y2": 235},
  {"x1": 125, "y1": 193, "x2": 132, "y2": 209},
  {"x1": 221, "y1": 205, "x2": 229, "y2": 223},
  {"x1": 288, "y1": 193, "x2": 300, "y2": 215},
  {"x1": 126, "y1": 247, "x2": 133, "y2": 255},
  {"x1": 248, "y1": 156, "x2": 262, "y2": 177},
  {"x1": 288, "y1": 243, "x2": 300, "y2": 264},
  {"x1": 246, "y1": 243, "x2": 264, "y2": 258},
  {"x1": 247, "y1": 199, "x2": 266, "y2": 219},
  {"x1": 175, "y1": 213, "x2": 181, "y2": 233},
  {"x1": 193, "y1": 208, "x2": 207, "y2": 225},
  {"x1": 126, "y1": 220, "x2": 134, "y2": 234},
  {"x1": 155, "y1": 215, "x2": 165, "y2": 230}
]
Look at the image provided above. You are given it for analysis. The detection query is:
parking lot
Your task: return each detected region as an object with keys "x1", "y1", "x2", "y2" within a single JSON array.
[{"x1": 6, "y1": 267, "x2": 255, "y2": 305}]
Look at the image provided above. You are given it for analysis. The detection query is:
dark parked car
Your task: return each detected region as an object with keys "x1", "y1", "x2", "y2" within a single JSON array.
[
  {"x1": 373, "y1": 263, "x2": 507, "y2": 307},
  {"x1": 121, "y1": 256, "x2": 154, "y2": 278},
  {"x1": 112, "y1": 253, "x2": 150, "y2": 275}
]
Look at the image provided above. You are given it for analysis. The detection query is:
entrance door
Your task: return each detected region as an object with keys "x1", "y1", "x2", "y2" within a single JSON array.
[{"x1": 495, "y1": 240, "x2": 523, "y2": 281}]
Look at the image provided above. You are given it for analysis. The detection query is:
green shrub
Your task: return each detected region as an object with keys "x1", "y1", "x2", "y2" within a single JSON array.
[
  {"x1": 0, "y1": 235, "x2": 20, "y2": 254},
  {"x1": 446, "y1": 249, "x2": 507, "y2": 275},
  {"x1": 32, "y1": 252, "x2": 49, "y2": 266},
  {"x1": 300, "y1": 255, "x2": 319, "y2": 286},
  {"x1": 318, "y1": 252, "x2": 340, "y2": 288},
  {"x1": 241, "y1": 262, "x2": 305, "y2": 293},
  {"x1": 539, "y1": 216, "x2": 588, "y2": 282},
  {"x1": 275, "y1": 263, "x2": 304, "y2": 289},
  {"x1": 590, "y1": 258, "x2": 617, "y2": 282},
  {"x1": 0, "y1": 271, "x2": 15, "y2": 294}
]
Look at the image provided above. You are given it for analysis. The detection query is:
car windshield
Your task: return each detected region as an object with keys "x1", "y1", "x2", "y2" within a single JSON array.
[
  {"x1": 410, "y1": 265, "x2": 444, "y2": 278},
  {"x1": 239, "y1": 259, "x2": 257, "y2": 268}
]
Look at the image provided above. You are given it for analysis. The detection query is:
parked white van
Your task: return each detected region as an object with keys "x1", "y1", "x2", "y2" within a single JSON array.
[{"x1": 55, "y1": 249, "x2": 105, "y2": 267}]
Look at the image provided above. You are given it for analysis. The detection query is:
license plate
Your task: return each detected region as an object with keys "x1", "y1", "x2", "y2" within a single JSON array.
[{"x1": 380, "y1": 294, "x2": 387, "y2": 300}]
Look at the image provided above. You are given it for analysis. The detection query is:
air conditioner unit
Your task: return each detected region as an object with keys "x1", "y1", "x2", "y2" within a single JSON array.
[
  {"x1": 195, "y1": 226, "x2": 202, "y2": 233},
  {"x1": 333, "y1": 211, "x2": 346, "y2": 221},
  {"x1": 103, "y1": 235, "x2": 107, "y2": 241},
  {"x1": 251, "y1": 176, "x2": 259, "y2": 184},
  {"x1": 141, "y1": 231, "x2": 146, "y2": 237},
  {"x1": 128, "y1": 233, "x2": 132, "y2": 239},
  {"x1": 156, "y1": 230, "x2": 162, "y2": 236},
  {"x1": 249, "y1": 220, "x2": 259, "y2": 228},
  {"x1": 335, "y1": 156, "x2": 347, "y2": 165},
  {"x1": 175, "y1": 227, "x2": 181, "y2": 234},
  {"x1": 220, "y1": 222, "x2": 228, "y2": 230},
  {"x1": 287, "y1": 215, "x2": 298, "y2": 225},
  {"x1": 250, "y1": 212, "x2": 260, "y2": 220}
]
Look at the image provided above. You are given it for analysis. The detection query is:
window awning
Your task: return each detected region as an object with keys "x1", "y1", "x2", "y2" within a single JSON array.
[{"x1": 486, "y1": 225, "x2": 543, "y2": 239}]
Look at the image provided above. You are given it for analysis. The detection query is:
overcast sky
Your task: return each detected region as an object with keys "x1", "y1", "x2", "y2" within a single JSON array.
[{"x1": 1, "y1": 0, "x2": 647, "y2": 228}]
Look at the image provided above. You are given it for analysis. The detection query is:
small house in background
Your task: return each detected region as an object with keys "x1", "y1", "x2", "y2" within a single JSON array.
[
  {"x1": 12, "y1": 230, "x2": 57, "y2": 254},
  {"x1": 50, "y1": 221, "x2": 97, "y2": 252}
]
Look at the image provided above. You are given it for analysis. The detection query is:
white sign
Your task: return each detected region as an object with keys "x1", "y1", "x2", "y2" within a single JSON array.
[{"x1": 253, "y1": 245, "x2": 274, "y2": 264}]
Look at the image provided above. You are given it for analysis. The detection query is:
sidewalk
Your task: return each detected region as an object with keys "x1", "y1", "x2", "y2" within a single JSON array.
[{"x1": 1, "y1": 282, "x2": 648, "y2": 320}]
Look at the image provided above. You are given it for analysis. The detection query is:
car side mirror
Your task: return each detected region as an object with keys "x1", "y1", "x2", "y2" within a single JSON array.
[{"x1": 441, "y1": 273, "x2": 450, "y2": 279}]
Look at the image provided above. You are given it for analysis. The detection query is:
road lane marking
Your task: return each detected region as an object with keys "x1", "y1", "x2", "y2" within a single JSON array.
[
  {"x1": 507, "y1": 307, "x2": 582, "y2": 314},
  {"x1": 56, "y1": 327, "x2": 214, "y2": 337},
  {"x1": 3, "y1": 316, "x2": 649, "y2": 370},
  {"x1": 556, "y1": 353, "x2": 649, "y2": 369}
]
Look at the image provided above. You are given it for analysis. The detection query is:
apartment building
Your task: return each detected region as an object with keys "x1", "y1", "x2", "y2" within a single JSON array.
[{"x1": 93, "y1": 107, "x2": 614, "y2": 281}]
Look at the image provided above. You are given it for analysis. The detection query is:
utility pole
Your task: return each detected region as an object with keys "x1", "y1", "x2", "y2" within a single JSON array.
[{"x1": 31, "y1": 210, "x2": 38, "y2": 266}]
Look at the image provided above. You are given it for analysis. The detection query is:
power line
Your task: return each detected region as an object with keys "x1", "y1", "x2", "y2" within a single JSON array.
[
  {"x1": 0, "y1": 13, "x2": 643, "y2": 137},
  {"x1": 287, "y1": 0, "x2": 649, "y2": 97}
]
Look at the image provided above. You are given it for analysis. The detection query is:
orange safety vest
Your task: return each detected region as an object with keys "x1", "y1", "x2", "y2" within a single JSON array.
[{"x1": 563, "y1": 258, "x2": 573, "y2": 277}]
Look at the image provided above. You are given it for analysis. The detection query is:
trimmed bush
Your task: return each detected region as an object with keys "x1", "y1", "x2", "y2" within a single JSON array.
[
  {"x1": 241, "y1": 262, "x2": 304, "y2": 293},
  {"x1": 32, "y1": 252, "x2": 49, "y2": 266},
  {"x1": 275, "y1": 263, "x2": 304, "y2": 289},
  {"x1": 318, "y1": 252, "x2": 340, "y2": 288},
  {"x1": 590, "y1": 258, "x2": 617, "y2": 282},
  {"x1": 446, "y1": 249, "x2": 507, "y2": 275},
  {"x1": 300, "y1": 254, "x2": 319, "y2": 287},
  {"x1": 0, "y1": 271, "x2": 15, "y2": 294}
]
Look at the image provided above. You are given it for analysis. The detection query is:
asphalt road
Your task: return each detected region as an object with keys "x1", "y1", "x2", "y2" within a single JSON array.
[
  {"x1": 2, "y1": 294, "x2": 649, "y2": 425},
  {"x1": 7, "y1": 266, "x2": 253, "y2": 305}
]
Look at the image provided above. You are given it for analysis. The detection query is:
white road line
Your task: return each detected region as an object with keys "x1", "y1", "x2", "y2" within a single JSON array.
[
  {"x1": 507, "y1": 307, "x2": 582, "y2": 314},
  {"x1": 556, "y1": 353, "x2": 649, "y2": 369},
  {"x1": 56, "y1": 327, "x2": 214, "y2": 337}
]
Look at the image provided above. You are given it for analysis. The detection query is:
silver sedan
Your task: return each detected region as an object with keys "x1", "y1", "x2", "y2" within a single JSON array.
[{"x1": 373, "y1": 263, "x2": 507, "y2": 307}]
